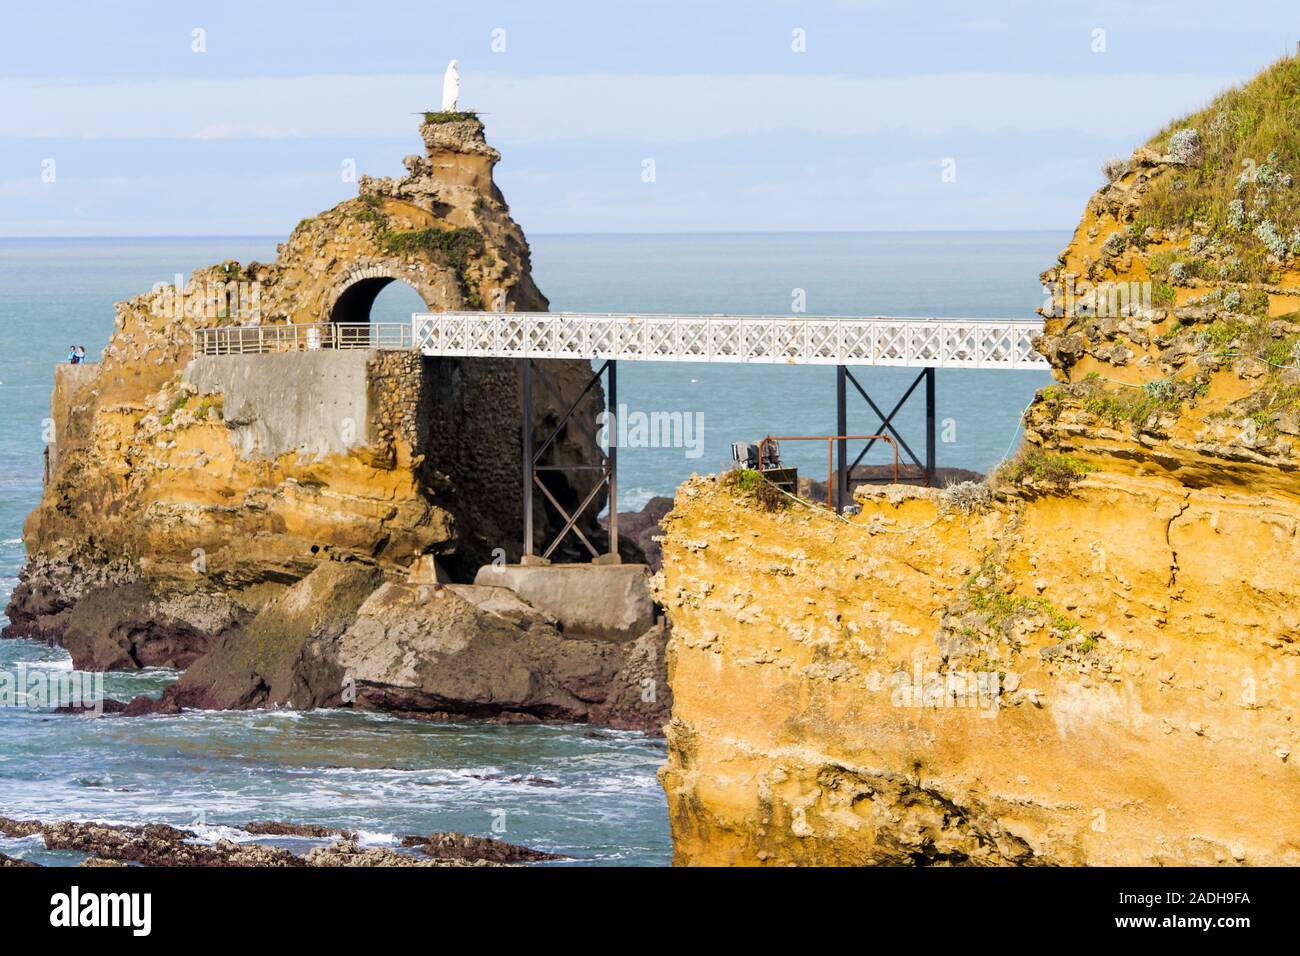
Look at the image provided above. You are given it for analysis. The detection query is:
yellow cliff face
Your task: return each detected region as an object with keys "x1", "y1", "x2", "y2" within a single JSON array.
[
  {"x1": 659, "y1": 59, "x2": 1300, "y2": 866},
  {"x1": 660, "y1": 476, "x2": 1299, "y2": 866}
]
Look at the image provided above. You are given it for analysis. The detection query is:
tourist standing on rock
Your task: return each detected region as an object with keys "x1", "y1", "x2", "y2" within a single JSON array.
[
  {"x1": 67, "y1": 345, "x2": 79, "y2": 364},
  {"x1": 75, "y1": 345, "x2": 86, "y2": 363}
]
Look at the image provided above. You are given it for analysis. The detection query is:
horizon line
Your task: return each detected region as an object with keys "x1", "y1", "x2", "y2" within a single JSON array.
[{"x1": 0, "y1": 227, "x2": 1074, "y2": 241}]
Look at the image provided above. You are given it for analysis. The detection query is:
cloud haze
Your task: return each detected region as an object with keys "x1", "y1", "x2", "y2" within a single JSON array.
[{"x1": 0, "y1": 0, "x2": 1288, "y2": 235}]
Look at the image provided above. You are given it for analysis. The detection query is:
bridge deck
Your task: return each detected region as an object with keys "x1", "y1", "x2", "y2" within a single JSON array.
[{"x1": 193, "y1": 312, "x2": 1048, "y2": 369}]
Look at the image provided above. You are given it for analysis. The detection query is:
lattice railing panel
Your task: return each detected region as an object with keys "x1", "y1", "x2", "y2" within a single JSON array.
[{"x1": 195, "y1": 314, "x2": 1048, "y2": 369}]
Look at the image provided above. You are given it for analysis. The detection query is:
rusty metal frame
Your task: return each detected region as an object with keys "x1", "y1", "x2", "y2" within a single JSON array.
[{"x1": 757, "y1": 434, "x2": 899, "y2": 510}]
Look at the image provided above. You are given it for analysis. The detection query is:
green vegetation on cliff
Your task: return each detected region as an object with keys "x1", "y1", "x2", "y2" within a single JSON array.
[{"x1": 1139, "y1": 57, "x2": 1300, "y2": 282}]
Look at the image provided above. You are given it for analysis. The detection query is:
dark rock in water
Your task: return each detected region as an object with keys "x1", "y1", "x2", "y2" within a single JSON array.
[
  {"x1": 52, "y1": 698, "x2": 128, "y2": 716},
  {"x1": 122, "y1": 693, "x2": 181, "y2": 717},
  {"x1": 0, "y1": 817, "x2": 45, "y2": 839},
  {"x1": 0, "y1": 851, "x2": 39, "y2": 867},
  {"x1": 2, "y1": 556, "x2": 246, "y2": 671},
  {"x1": 57, "y1": 822, "x2": 300, "y2": 867},
  {"x1": 0, "y1": 816, "x2": 529, "y2": 867},
  {"x1": 401, "y1": 831, "x2": 566, "y2": 863},
  {"x1": 0, "y1": 816, "x2": 300, "y2": 867},
  {"x1": 601, "y1": 496, "x2": 673, "y2": 572},
  {"x1": 243, "y1": 821, "x2": 356, "y2": 840},
  {"x1": 56, "y1": 582, "x2": 214, "y2": 670},
  {"x1": 131, "y1": 561, "x2": 383, "y2": 714},
  {"x1": 303, "y1": 840, "x2": 479, "y2": 867},
  {"x1": 110, "y1": 556, "x2": 671, "y2": 734},
  {"x1": 0, "y1": 552, "x2": 134, "y2": 646},
  {"x1": 466, "y1": 772, "x2": 562, "y2": 788}
]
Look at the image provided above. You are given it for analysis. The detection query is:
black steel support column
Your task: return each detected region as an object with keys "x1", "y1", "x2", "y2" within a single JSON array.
[
  {"x1": 522, "y1": 359, "x2": 618, "y2": 563},
  {"x1": 521, "y1": 358, "x2": 534, "y2": 557},
  {"x1": 836, "y1": 365, "x2": 847, "y2": 513},
  {"x1": 925, "y1": 367, "x2": 936, "y2": 487},
  {"x1": 607, "y1": 360, "x2": 618, "y2": 556}
]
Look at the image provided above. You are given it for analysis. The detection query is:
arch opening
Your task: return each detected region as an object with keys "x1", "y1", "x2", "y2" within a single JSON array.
[{"x1": 329, "y1": 276, "x2": 430, "y2": 326}]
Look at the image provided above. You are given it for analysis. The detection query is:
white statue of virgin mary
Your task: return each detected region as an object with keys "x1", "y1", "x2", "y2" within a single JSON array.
[{"x1": 441, "y1": 59, "x2": 460, "y2": 112}]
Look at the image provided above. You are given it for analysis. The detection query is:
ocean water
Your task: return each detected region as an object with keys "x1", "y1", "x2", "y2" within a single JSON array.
[{"x1": 0, "y1": 232, "x2": 1061, "y2": 865}]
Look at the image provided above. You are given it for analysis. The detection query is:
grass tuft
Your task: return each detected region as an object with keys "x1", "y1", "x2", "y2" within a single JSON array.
[{"x1": 721, "y1": 468, "x2": 789, "y2": 512}]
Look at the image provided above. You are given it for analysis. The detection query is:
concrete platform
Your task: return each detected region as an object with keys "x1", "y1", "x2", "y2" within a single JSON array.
[{"x1": 472, "y1": 563, "x2": 655, "y2": 642}]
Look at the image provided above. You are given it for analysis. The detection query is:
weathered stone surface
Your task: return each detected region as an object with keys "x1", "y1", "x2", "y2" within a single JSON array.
[
  {"x1": 589, "y1": 622, "x2": 673, "y2": 733},
  {"x1": 118, "y1": 563, "x2": 671, "y2": 732},
  {"x1": 303, "y1": 840, "x2": 481, "y2": 867},
  {"x1": 660, "y1": 61, "x2": 1300, "y2": 867},
  {"x1": 401, "y1": 831, "x2": 565, "y2": 863},
  {"x1": 130, "y1": 561, "x2": 382, "y2": 713},
  {"x1": 335, "y1": 581, "x2": 626, "y2": 721},
  {"x1": 0, "y1": 816, "x2": 525, "y2": 867},
  {"x1": 6, "y1": 115, "x2": 608, "y2": 669},
  {"x1": 472, "y1": 564, "x2": 656, "y2": 641}
]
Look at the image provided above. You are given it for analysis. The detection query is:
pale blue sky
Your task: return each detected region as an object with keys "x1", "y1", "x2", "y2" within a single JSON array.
[{"x1": 0, "y1": 0, "x2": 1294, "y2": 235}]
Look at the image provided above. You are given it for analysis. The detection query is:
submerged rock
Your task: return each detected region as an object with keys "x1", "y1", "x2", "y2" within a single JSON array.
[
  {"x1": 401, "y1": 831, "x2": 566, "y2": 863},
  {"x1": 0, "y1": 817, "x2": 551, "y2": 867},
  {"x1": 304, "y1": 841, "x2": 479, "y2": 868},
  {"x1": 243, "y1": 821, "x2": 357, "y2": 840}
]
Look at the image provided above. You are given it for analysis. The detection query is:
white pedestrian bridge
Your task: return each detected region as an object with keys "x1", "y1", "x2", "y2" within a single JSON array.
[{"x1": 192, "y1": 312, "x2": 1048, "y2": 369}]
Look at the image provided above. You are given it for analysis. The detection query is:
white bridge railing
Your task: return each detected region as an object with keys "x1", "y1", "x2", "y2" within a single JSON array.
[
  {"x1": 194, "y1": 313, "x2": 1048, "y2": 369},
  {"x1": 413, "y1": 312, "x2": 1047, "y2": 368},
  {"x1": 192, "y1": 322, "x2": 412, "y2": 355}
]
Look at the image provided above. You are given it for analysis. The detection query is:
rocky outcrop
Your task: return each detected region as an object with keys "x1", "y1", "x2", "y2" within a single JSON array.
[
  {"x1": 5, "y1": 113, "x2": 607, "y2": 662},
  {"x1": 0, "y1": 816, "x2": 549, "y2": 867},
  {"x1": 136, "y1": 560, "x2": 383, "y2": 713},
  {"x1": 659, "y1": 59, "x2": 1300, "y2": 866},
  {"x1": 2, "y1": 113, "x2": 669, "y2": 732},
  {"x1": 400, "y1": 831, "x2": 565, "y2": 863},
  {"x1": 122, "y1": 558, "x2": 671, "y2": 733}
]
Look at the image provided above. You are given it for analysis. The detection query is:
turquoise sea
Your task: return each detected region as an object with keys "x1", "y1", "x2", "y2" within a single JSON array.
[{"x1": 0, "y1": 232, "x2": 1060, "y2": 865}]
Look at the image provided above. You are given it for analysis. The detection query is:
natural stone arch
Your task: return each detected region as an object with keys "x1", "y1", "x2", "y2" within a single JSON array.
[{"x1": 323, "y1": 260, "x2": 445, "y2": 325}]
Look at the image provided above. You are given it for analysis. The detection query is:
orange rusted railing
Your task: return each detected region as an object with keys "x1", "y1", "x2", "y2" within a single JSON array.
[{"x1": 757, "y1": 434, "x2": 899, "y2": 509}]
